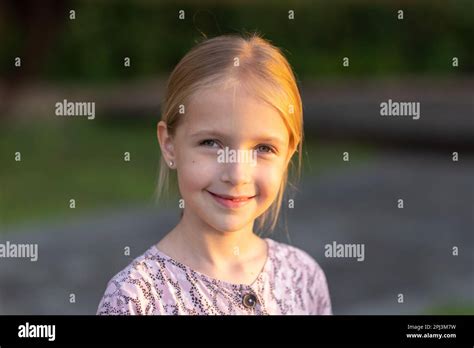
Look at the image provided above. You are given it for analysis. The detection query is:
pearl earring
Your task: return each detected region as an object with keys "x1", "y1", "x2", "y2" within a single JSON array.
[{"x1": 169, "y1": 160, "x2": 174, "y2": 167}]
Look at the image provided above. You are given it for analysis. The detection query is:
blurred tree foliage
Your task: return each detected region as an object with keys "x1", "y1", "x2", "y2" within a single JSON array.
[{"x1": 0, "y1": 0, "x2": 472, "y2": 83}]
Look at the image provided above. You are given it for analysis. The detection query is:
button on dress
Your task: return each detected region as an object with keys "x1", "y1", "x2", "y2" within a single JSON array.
[{"x1": 97, "y1": 238, "x2": 332, "y2": 315}]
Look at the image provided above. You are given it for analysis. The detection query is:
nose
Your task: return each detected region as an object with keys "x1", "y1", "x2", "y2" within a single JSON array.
[{"x1": 219, "y1": 155, "x2": 255, "y2": 186}]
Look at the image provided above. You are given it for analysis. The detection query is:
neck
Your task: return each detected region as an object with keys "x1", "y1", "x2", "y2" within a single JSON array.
[{"x1": 170, "y1": 209, "x2": 260, "y2": 269}]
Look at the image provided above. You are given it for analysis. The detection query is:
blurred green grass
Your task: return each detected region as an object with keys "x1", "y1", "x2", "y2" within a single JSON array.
[
  {"x1": 0, "y1": 119, "x2": 375, "y2": 229},
  {"x1": 423, "y1": 302, "x2": 474, "y2": 315}
]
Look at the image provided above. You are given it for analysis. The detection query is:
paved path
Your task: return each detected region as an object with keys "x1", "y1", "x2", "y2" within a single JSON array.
[{"x1": 0, "y1": 151, "x2": 472, "y2": 314}]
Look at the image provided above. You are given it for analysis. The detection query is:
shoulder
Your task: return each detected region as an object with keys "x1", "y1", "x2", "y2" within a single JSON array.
[
  {"x1": 96, "y1": 245, "x2": 164, "y2": 315},
  {"x1": 267, "y1": 238, "x2": 322, "y2": 275},
  {"x1": 266, "y1": 238, "x2": 332, "y2": 315}
]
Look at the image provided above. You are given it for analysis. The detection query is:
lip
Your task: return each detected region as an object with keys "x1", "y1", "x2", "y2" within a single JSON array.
[{"x1": 207, "y1": 191, "x2": 256, "y2": 209}]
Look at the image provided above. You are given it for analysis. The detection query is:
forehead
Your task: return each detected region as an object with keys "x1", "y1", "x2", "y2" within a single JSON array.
[{"x1": 181, "y1": 84, "x2": 289, "y2": 143}]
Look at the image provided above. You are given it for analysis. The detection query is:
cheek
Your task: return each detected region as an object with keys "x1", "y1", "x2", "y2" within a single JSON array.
[
  {"x1": 176, "y1": 152, "x2": 217, "y2": 193},
  {"x1": 255, "y1": 162, "x2": 286, "y2": 199}
]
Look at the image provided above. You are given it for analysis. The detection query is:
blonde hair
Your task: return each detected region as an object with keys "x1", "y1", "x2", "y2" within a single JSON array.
[{"x1": 155, "y1": 33, "x2": 303, "y2": 235}]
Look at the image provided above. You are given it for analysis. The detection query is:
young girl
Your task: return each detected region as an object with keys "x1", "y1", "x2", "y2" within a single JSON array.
[{"x1": 97, "y1": 34, "x2": 332, "y2": 315}]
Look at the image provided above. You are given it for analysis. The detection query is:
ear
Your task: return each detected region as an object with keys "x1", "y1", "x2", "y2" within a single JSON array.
[{"x1": 157, "y1": 121, "x2": 176, "y2": 164}]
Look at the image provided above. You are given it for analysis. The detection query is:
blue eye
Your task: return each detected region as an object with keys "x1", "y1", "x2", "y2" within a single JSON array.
[
  {"x1": 199, "y1": 140, "x2": 276, "y2": 154},
  {"x1": 199, "y1": 139, "x2": 219, "y2": 147},
  {"x1": 257, "y1": 144, "x2": 275, "y2": 154}
]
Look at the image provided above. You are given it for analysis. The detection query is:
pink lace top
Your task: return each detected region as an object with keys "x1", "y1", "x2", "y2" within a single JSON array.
[{"x1": 97, "y1": 238, "x2": 332, "y2": 315}]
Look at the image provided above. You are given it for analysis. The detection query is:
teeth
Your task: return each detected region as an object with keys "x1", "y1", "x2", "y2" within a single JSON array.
[
  {"x1": 209, "y1": 191, "x2": 253, "y2": 202},
  {"x1": 226, "y1": 197, "x2": 247, "y2": 201}
]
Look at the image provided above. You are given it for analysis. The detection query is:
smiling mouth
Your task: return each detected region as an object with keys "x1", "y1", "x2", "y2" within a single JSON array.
[
  {"x1": 207, "y1": 191, "x2": 256, "y2": 200},
  {"x1": 207, "y1": 190, "x2": 256, "y2": 208}
]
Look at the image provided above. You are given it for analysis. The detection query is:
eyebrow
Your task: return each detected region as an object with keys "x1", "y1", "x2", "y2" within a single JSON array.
[{"x1": 189, "y1": 129, "x2": 286, "y2": 146}]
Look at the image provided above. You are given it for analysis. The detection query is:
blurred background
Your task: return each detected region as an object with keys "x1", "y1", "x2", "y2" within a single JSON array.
[{"x1": 0, "y1": 0, "x2": 472, "y2": 314}]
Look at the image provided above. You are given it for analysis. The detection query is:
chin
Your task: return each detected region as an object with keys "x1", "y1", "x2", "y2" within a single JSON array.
[{"x1": 205, "y1": 215, "x2": 254, "y2": 233}]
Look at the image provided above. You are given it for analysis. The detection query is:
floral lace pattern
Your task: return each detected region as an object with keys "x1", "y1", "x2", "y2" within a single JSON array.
[{"x1": 97, "y1": 238, "x2": 332, "y2": 315}]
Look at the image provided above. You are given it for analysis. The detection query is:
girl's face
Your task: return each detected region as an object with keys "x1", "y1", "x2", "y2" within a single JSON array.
[{"x1": 159, "y1": 84, "x2": 294, "y2": 234}]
